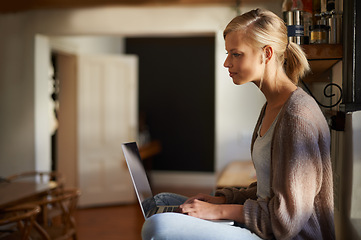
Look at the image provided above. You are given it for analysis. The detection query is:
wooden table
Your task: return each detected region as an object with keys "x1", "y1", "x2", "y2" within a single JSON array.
[{"x1": 0, "y1": 181, "x2": 57, "y2": 209}]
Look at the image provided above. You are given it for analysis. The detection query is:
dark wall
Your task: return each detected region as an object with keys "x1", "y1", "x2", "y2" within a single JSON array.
[
  {"x1": 342, "y1": 0, "x2": 361, "y2": 112},
  {"x1": 126, "y1": 36, "x2": 215, "y2": 172}
]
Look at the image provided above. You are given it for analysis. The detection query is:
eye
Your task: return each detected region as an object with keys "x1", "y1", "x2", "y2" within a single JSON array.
[{"x1": 226, "y1": 51, "x2": 242, "y2": 57}]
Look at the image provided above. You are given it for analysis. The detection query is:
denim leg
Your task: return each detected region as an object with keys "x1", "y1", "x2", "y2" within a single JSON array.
[
  {"x1": 154, "y1": 192, "x2": 188, "y2": 206},
  {"x1": 142, "y1": 213, "x2": 263, "y2": 240}
]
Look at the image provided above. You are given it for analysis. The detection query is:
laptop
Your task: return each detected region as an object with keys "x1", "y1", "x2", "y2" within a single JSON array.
[
  {"x1": 121, "y1": 142, "x2": 179, "y2": 218},
  {"x1": 121, "y1": 142, "x2": 234, "y2": 225}
]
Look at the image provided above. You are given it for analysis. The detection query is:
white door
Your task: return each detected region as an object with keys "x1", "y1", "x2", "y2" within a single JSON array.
[{"x1": 77, "y1": 54, "x2": 138, "y2": 207}]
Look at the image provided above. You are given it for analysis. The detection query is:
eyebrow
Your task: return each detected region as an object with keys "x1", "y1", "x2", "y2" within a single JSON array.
[{"x1": 227, "y1": 48, "x2": 243, "y2": 53}]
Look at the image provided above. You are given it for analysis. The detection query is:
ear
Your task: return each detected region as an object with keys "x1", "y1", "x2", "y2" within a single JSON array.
[{"x1": 262, "y1": 45, "x2": 273, "y2": 64}]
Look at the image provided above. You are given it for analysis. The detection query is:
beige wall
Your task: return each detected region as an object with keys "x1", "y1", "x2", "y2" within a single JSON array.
[
  {"x1": 0, "y1": 15, "x2": 36, "y2": 175},
  {"x1": 0, "y1": 3, "x2": 283, "y2": 177}
]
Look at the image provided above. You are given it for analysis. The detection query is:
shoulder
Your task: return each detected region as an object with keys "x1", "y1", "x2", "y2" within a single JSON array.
[
  {"x1": 278, "y1": 88, "x2": 329, "y2": 134},
  {"x1": 285, "y1": 88, "x2": 319, "y2": 112},
  {"x1": 282, "y1": 88, "x2": 324, "y2": 121}
]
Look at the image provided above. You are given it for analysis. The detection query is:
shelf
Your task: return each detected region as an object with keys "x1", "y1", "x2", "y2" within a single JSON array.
[
  {"x1": 302, "y1": 44, "x2": 343, "y2": 60},
  {"x1": 301, "y1": 44, "x2": 343, "y2": 83}
]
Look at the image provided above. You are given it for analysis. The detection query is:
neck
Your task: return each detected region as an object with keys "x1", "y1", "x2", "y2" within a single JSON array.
[{"x1": 255, "y1": 66, "x2": 297, "y2": 108}]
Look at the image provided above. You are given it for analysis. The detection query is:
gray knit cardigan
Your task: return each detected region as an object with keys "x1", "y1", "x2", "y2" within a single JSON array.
[{"x1": 215, "y1": 88, "x2": 335, "y2": 240}]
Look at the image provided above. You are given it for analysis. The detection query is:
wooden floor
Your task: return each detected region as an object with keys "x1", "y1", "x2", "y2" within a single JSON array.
[
  {"x1": 74, "y1": 186, "x2": 214, "y2": 240},
  {"x1": 75, "y1": 203, "x2": 144, "y2": 240}
]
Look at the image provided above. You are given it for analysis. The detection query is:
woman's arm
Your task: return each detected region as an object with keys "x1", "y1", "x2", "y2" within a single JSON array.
[
  {"x1": 214, "y1": 182, "x2": 258, "y2": 204},
  {"x1": 182, "y1": 193, "x2": 226, "y2": 205}
]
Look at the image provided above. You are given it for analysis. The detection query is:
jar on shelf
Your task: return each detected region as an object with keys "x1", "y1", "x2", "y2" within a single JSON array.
[
  {"x1": 284, "y1": 10, "x2": 305, "y2": 44},
  {"x1": 327, "y1": 10, "x2": 343, "y2": 44},
  {"x1": 309, "y1": 25, "x2": 330, "y2": 44}
]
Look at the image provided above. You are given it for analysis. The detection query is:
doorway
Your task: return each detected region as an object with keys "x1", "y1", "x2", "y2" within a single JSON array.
[
  {"x1": 126, "y1": 36, "x2": 215, "y2": 172},
  {"x1": 52, "y1": 49, "x2": 138, "y2": 207}
]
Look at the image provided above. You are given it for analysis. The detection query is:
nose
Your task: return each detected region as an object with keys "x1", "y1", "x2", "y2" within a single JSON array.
[{"x1": 223, "y1": 55, "x2": 231, "y2": 68}]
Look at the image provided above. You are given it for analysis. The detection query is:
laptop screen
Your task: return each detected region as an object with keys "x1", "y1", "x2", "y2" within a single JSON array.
[{"x1": 122, "y1": 142, "x2": 157, "y2": 217}]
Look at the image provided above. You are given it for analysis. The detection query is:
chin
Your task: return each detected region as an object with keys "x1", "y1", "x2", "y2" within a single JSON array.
[{"x1": 232, "y1": 78, "x2": 246, "y2": 85}]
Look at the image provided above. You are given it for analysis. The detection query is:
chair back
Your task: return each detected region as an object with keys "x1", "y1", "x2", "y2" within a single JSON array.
[
  {"x1": 0, "y1": 204, "x2": 40, "y2": 240},
  {"x1": 33, "y1": 188, "x2": 81, "y2": 240}
]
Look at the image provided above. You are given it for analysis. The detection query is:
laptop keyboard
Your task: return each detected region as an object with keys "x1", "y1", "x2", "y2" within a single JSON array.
[
  {"x1": 164, "y1": 206, "x2": 178, "y2": 212},
  {"x1": 156, "y1": 206, "x2": 179, "y2": 213}
]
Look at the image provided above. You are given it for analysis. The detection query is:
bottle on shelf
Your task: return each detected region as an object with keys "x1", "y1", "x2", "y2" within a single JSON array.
[
  {"x1": 326, "y1": 0, "x2": 335, "y2": 12},
  {"x1": 327, "y1": 10, "x2": 343, "y2": 44},
  {"x1": 282, "y1": 0, "x2": 303, "y2": 12},
  {"x1": 282, "y1": 0, "x2": 293, "y2": 12},
  {"x1": 282, "y1": 0, "x2": 311, "y2": 44},
  {"x1": 301, "y1": 0, "x2": 313, "y2": 44}
]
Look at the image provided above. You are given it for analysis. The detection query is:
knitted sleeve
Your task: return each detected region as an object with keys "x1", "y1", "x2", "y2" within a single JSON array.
[
  {"x1": 214, "y1": 182, "x2": 258, "y2": 204},
  {"x1": 244, "y1": 103, "x2": 328, "y2": 240}
]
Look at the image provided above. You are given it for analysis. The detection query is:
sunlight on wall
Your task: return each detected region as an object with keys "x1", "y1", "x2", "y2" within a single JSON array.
[
  {"x1": 351, "y1": 111, "x2": 361, "y2": 219},
  {"x1": 0, "y1": 2, "x2": 281, "y2": 177}
]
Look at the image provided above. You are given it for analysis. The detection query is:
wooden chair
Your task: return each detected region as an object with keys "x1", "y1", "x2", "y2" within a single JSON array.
[
  {"x1": 31, "y1": 188, "x2": 81, "y2": 240},
  {"x1": 0, "y1": 204, "x2": 40, "y2": 240}
]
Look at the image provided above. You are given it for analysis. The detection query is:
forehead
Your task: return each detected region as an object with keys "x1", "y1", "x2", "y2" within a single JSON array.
[{"x1": 225, "y1": 31, "x2": 252, "y2": 51}]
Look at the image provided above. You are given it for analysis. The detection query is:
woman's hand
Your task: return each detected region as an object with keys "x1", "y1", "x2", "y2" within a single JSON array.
[
  {"x1": 183, "y1": 193, "x2": 226, "y2": 205},
  {"x1": 179, "y1": 199, "x2": 224, "y2": 220},
  {"x1": 179, "y1": 200, "x2": 245, "y2": 223}
]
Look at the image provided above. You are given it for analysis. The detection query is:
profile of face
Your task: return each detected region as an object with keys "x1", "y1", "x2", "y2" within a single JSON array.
[{"x1": 223, "y1": 31, "x2": 265, "y2": 86}]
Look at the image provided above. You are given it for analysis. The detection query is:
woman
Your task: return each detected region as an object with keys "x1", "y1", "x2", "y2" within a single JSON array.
[{"x1": 142, "y1": 8, "x2": 335, "y2": 240}]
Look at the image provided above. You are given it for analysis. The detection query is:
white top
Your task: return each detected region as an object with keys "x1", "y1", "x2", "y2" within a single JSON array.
[{"x1": 252, "y1": 113, "x2": 279, "y2": 200}]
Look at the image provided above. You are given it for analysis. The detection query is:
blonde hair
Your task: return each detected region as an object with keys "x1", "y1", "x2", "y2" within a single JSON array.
[{"x1": 223, "y1": 8, "x2": 310, "y2": 84}]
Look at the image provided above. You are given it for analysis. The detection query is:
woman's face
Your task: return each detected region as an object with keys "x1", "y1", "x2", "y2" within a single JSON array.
[{"x1": 223, "y1": 31, "x2": 264, "y2": 85}]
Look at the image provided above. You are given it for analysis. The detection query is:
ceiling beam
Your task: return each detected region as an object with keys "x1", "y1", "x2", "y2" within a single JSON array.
[{"x1": 0, "y1": 0, "x2": 237, "y2": 13}]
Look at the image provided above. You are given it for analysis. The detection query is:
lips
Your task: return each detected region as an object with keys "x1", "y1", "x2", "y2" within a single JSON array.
[{"x1": 229, "y1": 72, "x2": 236, "y2": 77}]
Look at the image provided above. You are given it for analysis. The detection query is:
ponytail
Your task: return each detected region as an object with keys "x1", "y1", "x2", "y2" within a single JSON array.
[{"x1": 284, "y1": 42, "x2": 310, "y2": 84}]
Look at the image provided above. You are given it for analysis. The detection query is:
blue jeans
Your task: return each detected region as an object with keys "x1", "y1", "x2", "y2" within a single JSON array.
[{"x1": 142, "y1": 193, "x2": 263, "y2": 240}]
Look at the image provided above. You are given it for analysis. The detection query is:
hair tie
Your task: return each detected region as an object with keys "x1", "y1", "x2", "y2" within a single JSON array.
[{"x1": 287, "y1": 39, "x2": 290, "y2": 49}]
